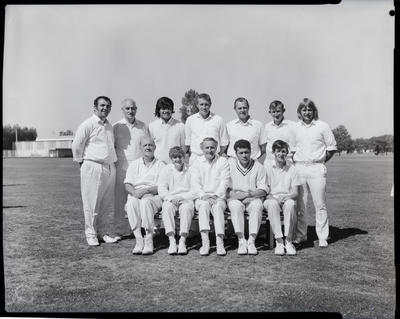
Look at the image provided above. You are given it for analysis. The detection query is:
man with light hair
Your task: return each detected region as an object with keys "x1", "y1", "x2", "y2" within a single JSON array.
[
  {"x1": 190, "y1": 137, "x2": 230, "y2": 256},
  {"x1": 226, "y1": 97, "x2": 265, "y2": 161},
  {"x1": 261, "y1": 100, "x2": 296, "y2": 168},
  {"x1": 292, "y1": 98, "x2": 337, "y2": 248},
  {"x1": 227, "y1": 139, "x2": 268, "y2": 255},
  {"x1": 149, "y1": 97, "x2": 186, "y2": 164},
  {"x1": 113, "y1": 98, "x2": 149, "y2": 238},
  {"x1": 158, "y1": 146, "x2": 195, "y2": 255},
  {"x1": 184, "y1": 93, "x2": 229, "y2": 166},
  {"x1": 72, "y1": 96, "x2": 120, "y2": 246},
  {"x1": 124, "y1": 136, "x2": 165, "y2": 255}
]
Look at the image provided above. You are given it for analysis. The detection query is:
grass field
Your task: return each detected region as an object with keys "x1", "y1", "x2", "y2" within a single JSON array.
[{"x1": 2, "y1": 154, "x2": 395, "y2": 317}]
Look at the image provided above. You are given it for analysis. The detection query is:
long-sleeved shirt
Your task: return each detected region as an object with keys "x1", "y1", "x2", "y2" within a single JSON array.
[
  {"x1": 185, "y1": 112, "x2": 229, "y2": 156},
  {"x1": 124, "y1": 157, "x2": 165, "y2": 189},
  {"x1": 226, "y1": 117, "x2": 264, "y2": 159},
  {"x1": 261, "y1": 119, "x2": 296, "y2": 161},
  {"x1": 72, "y1": 114, "x2": 117, "y2": 164},
  {"x1": 148, "y1": 117, "x2": 185, "y2": 164},
  {"x1": 292, "y1": 119, "x2": 337, "y2": 163},
  {"x1": 157, "y1": 163, "x2": 195, "y2": 201},
  {"x1": 113, "y1": 118, "x2": 149, "y2": 170},
  {"x1": 190, "y1": 155, "x2": 230, "y2": 199},
  {"x1": 228, "y1": 157, "x2": 267, "y2": 192}
]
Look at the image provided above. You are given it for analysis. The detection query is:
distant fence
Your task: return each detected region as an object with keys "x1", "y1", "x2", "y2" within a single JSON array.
[
  {"x1": 3, "y1": 139, "x2": 73, "y2": 158},
  {"x1": 3, "y1": 150, "x2": 16, "y2": 157}
]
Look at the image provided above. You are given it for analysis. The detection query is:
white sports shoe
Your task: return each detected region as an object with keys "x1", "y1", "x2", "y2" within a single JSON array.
[
  {"x1": 178, "y1": 239, "x2": 188, "y2": 255},
  {"x1": 247, "y1": 240, "x2": 258, "y2": 255},
  {"x1": 168, "y1": 240, "x2": 177, "y2": 255},
  {"x1": 274, "y1": 242, "x2": 285, "y2": 256},
  {"x1": 285, "y1": 241, "x2": 297, "y2": 255},
  {"x1": 199, "y1": 238, "x2": 210, "y2": 256},
  {"x1": 319, "y1": 239, "x2": 328, "y2": 248},
  {"x1": 87, "y1": 237, "x2": 99, "y2": 246},
  {"x1": 142, "y1": 236, "x2": 154, "y2": 255},
  {"x1": 237, "y1": 239, "x2": 248, "y2": 255},
  {"x1": 103, "y1": 235, "x2": 118, "y2": 243},
  {"x1": 132, "y1": 238, "x2": 144, "y2": 254}
]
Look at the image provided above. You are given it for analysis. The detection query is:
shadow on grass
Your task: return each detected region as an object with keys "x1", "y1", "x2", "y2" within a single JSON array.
[
  {"x1": 3, "y1": 184, "x2": 26, "y2": 187},
  {"x1": 296, "y1": 225, "x2": 368, "y2": 250},
  {"x1": 3, "y1": 205, "x2": 26, "y2": 209}
]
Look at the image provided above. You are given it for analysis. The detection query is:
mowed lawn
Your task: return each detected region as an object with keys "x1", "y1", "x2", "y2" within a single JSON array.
[{"x1": 2, "y1": 154, "x2": 394, "y2": 317}]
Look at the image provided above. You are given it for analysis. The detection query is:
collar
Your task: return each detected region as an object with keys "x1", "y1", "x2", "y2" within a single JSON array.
[
  {"x1": 235, "y1": 158, "x2": 254, "y2": 176},
  {"x1": 200, "y1": 154, "x2": 219, "y2": 164},
  {"x1": 160, "y1": 117, "x2": 175, "y2": 125},
  {"x1": 271, "y1": 118, "x2": 288, "y2": 127},
  {"x1": 196, "y1": 112, "x2": 214, "y2": 121},
  {"x1": 142, "y1": 156, "x2": 156, "y2": 166},
  {"x1": 122, "y1": 117, "x2": 137, "y2": 127},
  {"x1": 92, "y1": 114, "x2": 109, "y2": 125},
  {"x1": 234, "y1": 117, "x2": 253, "y2": 126},
  {"x1": 272, "y1": 161, "x2": 290, "y2": 171},
  {"x1": 300, "y1": 119, "x2": 316, "y2": 127}
]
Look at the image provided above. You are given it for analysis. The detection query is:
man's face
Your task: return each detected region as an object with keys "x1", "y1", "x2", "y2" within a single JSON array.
[
  {"x1": 300, "y1": 106, "x2": 314, "y2": 124},
  {"x1": 274, "y1": 147, "x2": 288, "y2": 164},
  {"x1": 269, "y1": 105, "x2": 285, "y2": 124},
  {"x1": 141, "y1": 139, "x2": 156, "y2": 157},
  {"x1": 121, "y1": 101, "x2": 137, "y2": 123},
  {"x1": 94, "y1": 98, "x2": 111, "y2": 120},
  {"x1": 160, "y1": 107, "x2": 173, "y2": 122},
  {"x1": 236, "y1": 147, "x2": 251, "y2": 167},
  {"x1": 197, "y1": 98, "x2": 211, "y2": 118},
  {"x1": 201, "y1": 140, "x2": 217, "y2": 161},
  {"x1": 234, "y1": 101, "x2": 249, "y2": 122},
  {"x1": 171, "y1": 155, "x2": 184, "y2": 171}
]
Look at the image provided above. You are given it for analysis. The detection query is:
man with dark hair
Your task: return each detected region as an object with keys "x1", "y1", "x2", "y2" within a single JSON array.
[
  {"x1": 149, "y1": 97, "x2": 185, "y2": 164},
  {"x1": 227, "y1": 139, "x2": 268, "y2": 255},
  {"x1": 264, "y1": 140, "x2": 300, "y2": 256},
  {"x1": 227, "y1": 98, "x2": 265, "y2": 160},
  {"x1": 113, "y1": 98, "x2": 149, "y2": 238},
  {"x1": 292, "y1": 98, "x2": 337, "y2": 248},
  {"x1": 190, "y1": 137, "x2": 230, "y2": 256},
  {"x1": 72, "y1": 96, "x2": 120, "y2": 246},
  {"x1": 185, "y1": 93, "x2": 229, "y2": 166}
]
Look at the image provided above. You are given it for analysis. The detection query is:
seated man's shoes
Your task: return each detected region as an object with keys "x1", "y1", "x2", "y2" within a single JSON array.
[
  {"x1": 178, "y1": 239, "x2": 188, "y2": 255},
  {"x1": 274, "y1": 242, "x2": 285, "y2": 256},
  {"x1": 103, "y1": 235, "x2": 119, "y2": 243},
  {"x1": 216, "y1": 244, "x2": 226, "y2": 256},
  {"x1": 285, "y1": 241, "x2": 297, "y2": 255},
  {"x1": 142, "y1": 236, "x2": 154, "y2": 255},
  {"x1": 87, "y1": 237, "x2": 100, "y2": 246},
  {"x1": 168, "y1": 240, "x2": 178, "y2": 255},
  {"x1": 237, "y1": 239, "x2": 248, "y2": 255},
  {"x1": 199, "y1": 242, "x2": 210, "y2": 256},
  {"x1": 318, "y1": 239, "x2": 328, "y2": 248},
  {"x1": 132, "y1": 238, "x2": 144, "y2": 254},
  {"x1": 247, "y1": 240, "x2": 258, "y2": 255}
]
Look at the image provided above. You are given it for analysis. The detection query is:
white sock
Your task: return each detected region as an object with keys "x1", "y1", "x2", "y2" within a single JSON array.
[
  {"x1": 179, "y1": 235, "x2": 187, "y2": 243},
  {"x1": 200, "y1": 231, "x2": 209, "y2": 245},
  {"x1": 169, "y1": 235, "x2": 176, "y2": 244},
  {"x1": 133, "y1": 229, "x2": 143, "y2": 239},
  {"x1": 248, "y1": 234, "x2": 256, "y2": 244},
  {"x1": 276, "y1": 237, "x2": 284, "y2": 245},
  {"x1": 216, "y1": 235, "x2": 224, "y2": 246}
]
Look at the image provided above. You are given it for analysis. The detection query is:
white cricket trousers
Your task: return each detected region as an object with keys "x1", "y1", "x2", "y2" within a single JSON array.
[
  {"x1": 295, "y1": 163, "x2": 329, "y2": 241},
  {"x1": 162, "y1": 200, "x2": 194, "y2": 236},
  {"x1": 264, "y1": 198, "x2": 296, "y2": 240},
  {"x1": 80, "y1": 160, "x2": 116, "y2": 240},
  {"x1": 195, "y1": 199, "x2": 226, "y2": 236},
  {"x1": 125, "y1": 194, "x2": 162, "y2": 232},
  {"x1": 114, "y1": 164, "x2": 132, "y2": 236},
  {"x1": 227, "y1": 198, "x2": 263, "y2": 236}
]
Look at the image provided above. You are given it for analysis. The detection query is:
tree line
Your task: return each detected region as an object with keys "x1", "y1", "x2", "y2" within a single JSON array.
[{"x1": 3, "y1": 124, "x2": 37, "y2": 150}]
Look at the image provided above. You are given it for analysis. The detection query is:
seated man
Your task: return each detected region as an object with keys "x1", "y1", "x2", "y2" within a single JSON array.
[
  {"x1": 124, "y1": 136, "x2": 166, "y2": 255},
  {"x1": 158, "y1": 146, "x2": 195, "y2": 255},
  {"x1": 227, "y1": 139, "x2": 268, "y2": 255},
  {"x1": 263, "y1": 140, "x2": 301, "y2": 256},
  {"x1": 190, "y1": 137, "x2": 230, "y2": 256}
]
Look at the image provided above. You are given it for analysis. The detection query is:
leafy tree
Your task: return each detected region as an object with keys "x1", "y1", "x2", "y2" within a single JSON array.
[
  {"x1": 332, "y1": 125, "x2": 353, "y2": 155},
  {"x1": 3, "y1": 124, "x2": 37, "y2": 150},
  {"x1": 353, "y1": 138, "x2": 369, "y2": 153},
  {"x1": 179, "y1": 89, "x2": 199, "y2": 123}
]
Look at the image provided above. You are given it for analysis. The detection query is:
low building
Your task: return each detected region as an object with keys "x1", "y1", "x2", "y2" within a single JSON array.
[{"x1": 13, "y1": 138, "x2": 74, "y2": 157}]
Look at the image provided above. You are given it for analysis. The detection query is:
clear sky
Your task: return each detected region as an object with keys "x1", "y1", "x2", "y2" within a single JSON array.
[{"x1": 3, "y1": 1, "x2": 394, "y2": 139}]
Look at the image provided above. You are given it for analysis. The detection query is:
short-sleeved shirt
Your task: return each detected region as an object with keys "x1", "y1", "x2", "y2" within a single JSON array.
[
  {"x1": 149, "y1": 117, "x2": 185, "y2": 164},
  {"x1": 124, "y1": 157, "x2": 165, "y2": 189},
  {"x1": 185, "y1": 112, "x2": 229, "y2": 156},
  {"x1": 265, "y1": 161, "x2": 301, "y2": 197},
  {"x1": 72, "y1": 114, "x2": 117, "y2": 164},
  {"x1": 113, "y1": 118, "x2": 149, "y2": 170},
  {"x1": 261, "y1": 119, "x2": 296, "y2": 161},
  {"x1": 226, "y1": 118, "x2": 264, "y2": 159},
  {"x1": 190, "y1": 154, "x2": 230, "y2": 199},
  {"x1": 228, "y1": 157, "x2": 267, "y2": 192},
  {"x1": 157, "y1": 163, "x2": 194, "y2": 201},
  {"x1": 292, "y1": 120, "x2": 337, "y2": 163}
]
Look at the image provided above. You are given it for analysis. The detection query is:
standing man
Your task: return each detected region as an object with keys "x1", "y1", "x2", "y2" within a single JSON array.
[
  {"x1": 190, "y1": 137, "x2": 230, "y2": 256},
  {"x1": 72, "y1": 96, "x2": 120, "y2": 246},
  {"x1": 149, "y1": 97, "x2": 185, "y2": 164},
  {"x1": 124, "y1": 136, "x2": 166, "y2": 255},
  {"x1": 184, "y1": 93, "x2": 229, "y2": 166},
  {"x1": 226, "y1": 97, "x2": 265, "y2": 161},
  {"x1": 227, "y1": 140, "x2": 268, "y2": 255},
  {"x1": 292, "y1": 98, "x2": 337, "y2": 248},
  {"x1": 113, "y1": 98, "x2": 149, "y2": 238},
  {"x1": 262, "y1": 100, "x2": 296, "y2": 168}
]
